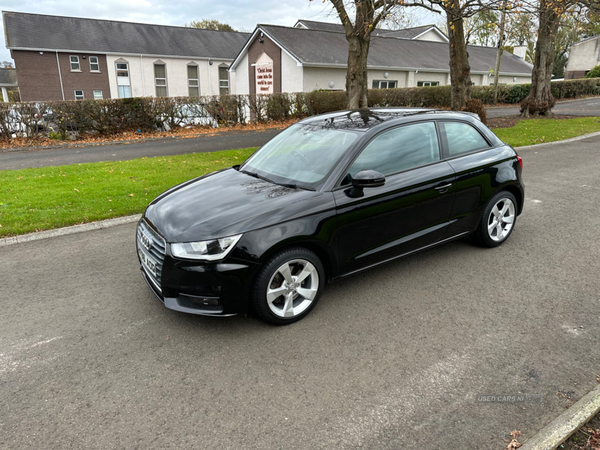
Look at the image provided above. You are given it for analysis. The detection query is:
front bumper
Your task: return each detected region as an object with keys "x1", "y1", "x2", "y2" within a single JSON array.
[{"x1": 136, "y1": 219, "x2": 257, "y2": 316}]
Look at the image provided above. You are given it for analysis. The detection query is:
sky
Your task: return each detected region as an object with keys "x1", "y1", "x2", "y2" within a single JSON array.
[{"x1": 0, "y1": 0, "x2": 439, "y2": 64}]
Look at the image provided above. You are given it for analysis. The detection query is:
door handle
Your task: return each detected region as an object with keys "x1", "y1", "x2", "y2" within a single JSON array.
[{"x1": 435, "y1": 183, "x2": 452, "y2": 192}]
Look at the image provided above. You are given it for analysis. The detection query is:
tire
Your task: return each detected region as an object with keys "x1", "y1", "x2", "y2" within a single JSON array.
[
  {"x1": 251, "y1": 247, "x2": 325, "y2": 325},
  {"x1": 472, "y1": 191, "x2": 518, "y2": 248}
]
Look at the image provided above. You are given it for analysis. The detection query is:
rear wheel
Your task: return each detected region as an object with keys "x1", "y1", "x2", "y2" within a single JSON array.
[
  {"x1": 472, "y1": 191, "x2": 517, "y2": 248},
  {"x1": 252, "y1": 247, "x2": 324, "y2": 325}
]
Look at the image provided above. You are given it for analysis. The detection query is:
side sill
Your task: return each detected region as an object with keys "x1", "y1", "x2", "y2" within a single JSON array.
[{"x1": 334, "y1": 231, "x2": 471, "y2": 280}]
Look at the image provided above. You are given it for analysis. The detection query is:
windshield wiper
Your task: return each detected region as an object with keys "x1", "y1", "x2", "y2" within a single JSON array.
[
  {"x1": 241, "y1": 169, "x2": 273, "y2": 183},
  {"x1": 275, "y1": 182, "x2": 316, "y2": 191},
  {"x1": 241, "y1": 169, "x2": 315, "y2": 191}
]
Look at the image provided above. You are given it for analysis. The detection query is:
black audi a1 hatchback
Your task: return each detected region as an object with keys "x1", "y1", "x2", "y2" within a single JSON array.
[{"x1": 136, "y1": 108, "x2": 524, "y2": 324}]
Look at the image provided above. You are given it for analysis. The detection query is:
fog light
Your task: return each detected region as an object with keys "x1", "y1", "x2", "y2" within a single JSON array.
[
  {"x1": 198, "y1": 298, "x2": 219, "y2": 307},
  {"x1": 179, "y1": 294, "x2": 222, "y2": 311}
]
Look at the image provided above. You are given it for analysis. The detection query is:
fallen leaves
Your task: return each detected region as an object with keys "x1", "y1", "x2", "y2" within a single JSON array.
[
  {"x1": 504, "y1": 430, "x2": 522, "y2": 450},
  {"x1": 586, "y1": 429, "x2": 600, "y2": 450},
  {"x1": 0, "y1": 119, "x2": 296, "y2": 151}
]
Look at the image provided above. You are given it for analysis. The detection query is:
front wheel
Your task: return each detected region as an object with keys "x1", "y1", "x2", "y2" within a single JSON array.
[
  {"x1": 251, "y1": 247, "x2": 325, "y2": 325},
  {"x1": 472, "y1": 191, "x2": 518, "y2": 248}
]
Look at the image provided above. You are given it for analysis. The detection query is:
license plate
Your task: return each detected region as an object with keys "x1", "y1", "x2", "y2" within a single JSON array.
[{"x1": 138, "y1": 247, "x2": 157, "y2": 277}]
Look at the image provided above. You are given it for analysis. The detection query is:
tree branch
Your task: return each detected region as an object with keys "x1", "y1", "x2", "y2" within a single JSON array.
[{"x1": 330, "y1": 0, "x2": 355, "y2": 36}]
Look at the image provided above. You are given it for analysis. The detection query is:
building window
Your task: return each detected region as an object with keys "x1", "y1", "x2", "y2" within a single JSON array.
[
  {"x1": 70, "y1": 55, "x2": 80, "y2": 71},
  {"x1": 74, "y1": 90, "x2": 84, "y2": 100},
  {"x1": 188, "y1": 65, "x2": 199, "y2": 97},
  {"x1": 154, "y1": 64, "x2": 167, "y2": 97},
  {"x1": 89, "y1": 56, "x2": 100, "y2": 72},
  {"x1": 219, "y1": 66, "x2": 229, "y2": 95},
  {"x1": 417, "y1": 81, "x2": 440, "y2": 87},
  {"x1": 116, "y1": 62, "x2": 131, "y2": 98},
  {"x1": 372, "y1": 80, "x2": 397, "y2": 89},
  {"x1": 93, "y1": 90, "x2": 103, "y2": 100}
]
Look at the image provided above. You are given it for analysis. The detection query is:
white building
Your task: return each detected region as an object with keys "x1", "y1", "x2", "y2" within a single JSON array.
[
  {"x1": 105, "y1": 55, "x2": 234, "y2": 99},
  {"x1": 3, "y1": 12, "x2": 250, "y2": 101},
  {"x1": 229, "y1": 21, "x2": 533, "y2": 95},
  {"x1": 565, "y1": 35, "x2": 600, "y2": 79}
]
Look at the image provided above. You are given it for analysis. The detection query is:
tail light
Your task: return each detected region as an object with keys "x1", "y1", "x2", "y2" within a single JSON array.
[{"x1": 517, "y1": 155, "x2": 523, "y2": 171}]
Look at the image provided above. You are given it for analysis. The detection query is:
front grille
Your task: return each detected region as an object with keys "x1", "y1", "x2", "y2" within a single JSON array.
[{"x1": 137, "y1": 220, "x2": 166, "y2": 293}]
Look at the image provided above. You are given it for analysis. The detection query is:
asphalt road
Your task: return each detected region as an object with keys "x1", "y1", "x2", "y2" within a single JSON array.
[
  {"x1": 0, "y1": 128, "x2": 281, "y2": 171},
  {"x1": 1, "y1": 136, "x2": 600, "y2": 450},
  {"x1": 487, "y1": 96, "x2": 600, "y2": 118}
]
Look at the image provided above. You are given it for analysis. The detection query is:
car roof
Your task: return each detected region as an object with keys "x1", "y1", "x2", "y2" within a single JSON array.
[{"x1": 298, "y1": 108, "x2": 481, "y2": 131}]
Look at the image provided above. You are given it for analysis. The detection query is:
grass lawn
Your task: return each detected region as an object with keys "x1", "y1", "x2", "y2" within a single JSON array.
[
  {"x1": 493, "y1": 116, "x2": 600, "y2": 147},
  {"x1": 1, "y1": 117, "x2": 600, "y2": 238},
  {"x1": 0, "y1": 148, "x2": 256, "y2": 237}
]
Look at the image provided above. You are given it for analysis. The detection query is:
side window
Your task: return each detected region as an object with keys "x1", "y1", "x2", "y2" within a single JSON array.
[
  {"x1": 154, "y1": 64, "x2": 167, "y2": 97},
  {"x1": 89, "y1": 56, "x2": 100, "y2": 72},
  {"x1": 347, "y1": 122, "x2": 440, "y2": 179},
  {"x1": 70, "y1": 55, "x2": 80, "y2": 71},
  {"x1": 443, "y1": 122, "x2": 489, "y2": 156},
  {"x1": 219, "y1": 65, "x2": 230, "y2": 95}
]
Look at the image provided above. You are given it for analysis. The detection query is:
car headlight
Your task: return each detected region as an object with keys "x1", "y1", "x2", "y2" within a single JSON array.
[{"x1": 170, "y1": 234, "x2": 242, "y2": 261}]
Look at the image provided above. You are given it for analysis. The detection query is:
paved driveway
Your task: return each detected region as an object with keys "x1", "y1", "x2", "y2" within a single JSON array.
[
  {"x1": 487, "y1": 96, "x2": 600, "y2": 118},
  {"x1": 0, "y1": 128, "x2": 281, "y2": 171},
  {"x1": 1, "y1": 135, "x2": 600, "y2": 449}
]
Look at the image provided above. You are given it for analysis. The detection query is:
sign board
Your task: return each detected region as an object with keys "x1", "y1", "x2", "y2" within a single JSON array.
[{"x1": 255, "y1": 52, "x2": 274, "y2": 94}]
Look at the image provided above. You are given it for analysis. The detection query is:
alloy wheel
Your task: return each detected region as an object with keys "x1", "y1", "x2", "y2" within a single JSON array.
[
  {"x1": 266, "y1": 259, "x2": 319, "y2": 318},
  {"x1": 487, "y1": 197, "x2": 516, "y2": 242}
]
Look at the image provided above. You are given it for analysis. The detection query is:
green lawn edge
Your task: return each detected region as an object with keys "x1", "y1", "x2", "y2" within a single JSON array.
[
  {"x1": 2, "y1": 117, "x2": 600, "y2": 238},
  {"x1": 493, "y1": 117, "x2": 600, "y2": 147},
  {"x1": 0, "y1": 148, "x2": 257, "y2": 237}
]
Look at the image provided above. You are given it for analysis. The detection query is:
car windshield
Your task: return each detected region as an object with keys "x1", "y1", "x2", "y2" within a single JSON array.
[{"x1": 240, "y1": 124, "x2": 360, "y2": 188}]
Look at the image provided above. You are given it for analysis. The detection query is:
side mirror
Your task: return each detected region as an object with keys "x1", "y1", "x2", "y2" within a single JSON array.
[{"x1": 348, "y1": 169, "x2": 385, "y2": 197}]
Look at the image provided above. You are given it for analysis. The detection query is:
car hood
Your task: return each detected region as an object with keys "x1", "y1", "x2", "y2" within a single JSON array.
[{"x1": 145, "y1": 168, "x2": 331, "y2": 242}]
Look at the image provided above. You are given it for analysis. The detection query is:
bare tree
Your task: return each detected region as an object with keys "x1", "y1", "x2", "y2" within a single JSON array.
[
  {"x1": 328, "y1": 0, "x2": 405, "y2": 109},
  {"x1": 521, "y1": 0, "x2": 599, "y2": 117},
  {"x1": 492, "y1": 3, "x2": 508, "y2": 104},
  {"x1": 464, "y1": 9, "x2": 500, "y2": 46},
  {"x1": 521, "y1": 0, "x2": 567, "y2": 116},
  {"x1": 408, "y1": 1, "x2": 502, "y2": 110}
]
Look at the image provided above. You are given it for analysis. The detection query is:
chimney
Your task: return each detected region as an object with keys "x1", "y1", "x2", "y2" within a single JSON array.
[{"x1": 513, "y1": 45, "x2": 527, "y2": 60}]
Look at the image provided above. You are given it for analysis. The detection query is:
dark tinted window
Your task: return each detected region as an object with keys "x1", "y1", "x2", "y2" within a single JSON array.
[
  {"x1": 347, "y1": 122, "x2": 440, "y2": 178},
  {"x1": 443, "y1": 122, "x2": 489, "y2": 156}
]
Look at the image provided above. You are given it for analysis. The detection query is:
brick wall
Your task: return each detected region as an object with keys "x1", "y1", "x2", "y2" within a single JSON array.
[{"x1": 11, "y1": 50, "x2": 111, "y2": 101}]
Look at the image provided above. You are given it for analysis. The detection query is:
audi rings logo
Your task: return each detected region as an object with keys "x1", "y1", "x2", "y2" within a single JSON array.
[{"x1": 141, "y1": 232, "x2": 152, "y2": 251}]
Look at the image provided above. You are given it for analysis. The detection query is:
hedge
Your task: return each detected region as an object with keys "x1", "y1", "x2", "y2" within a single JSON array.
[{"x1": 1, "y1": 77, "x2": 598, "y2": 141}]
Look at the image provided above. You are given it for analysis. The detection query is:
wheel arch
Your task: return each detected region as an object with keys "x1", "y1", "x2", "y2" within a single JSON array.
[
  {"x1": 256, "y1": 239, "x2": 336, "y2": 284},
  {"x1": 498, "y1": 183, "x2": 524, "y2": 215}
]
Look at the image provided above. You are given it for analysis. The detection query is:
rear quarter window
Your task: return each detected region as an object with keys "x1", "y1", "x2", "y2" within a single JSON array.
[{"x1": 443, "y1": 122, "x2": 490, "y2": 156}]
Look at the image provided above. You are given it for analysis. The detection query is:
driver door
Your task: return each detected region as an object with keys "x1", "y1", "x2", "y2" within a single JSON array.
[{"x1": 334, "y1": 121, "x2": 456, "y2": 275}]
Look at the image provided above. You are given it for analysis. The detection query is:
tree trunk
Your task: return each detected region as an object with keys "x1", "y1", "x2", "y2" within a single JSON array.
[
  {"x1": 446, "y1": 4, "x2": 472, "y2": 110},
  {"x1": 346, "y1": 34, "x2": 370, "y2": 109},
  {"x1": 493, "y1": 7, "x2": 507, "y2": 105},
  {"x1": 521, "y1": 0, "x2": 560, "y2": 117}
]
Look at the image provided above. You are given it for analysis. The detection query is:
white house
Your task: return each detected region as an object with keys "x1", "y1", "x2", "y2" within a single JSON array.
[
  {"x1": 3, "y1": 11, "x2": 250, "y2": 101},
  {"x1": 565, "y1": 35, "x2": 600, "y2": 79},
  {"x1": 229, "y1": 21, "x2": 533, "y2": 95}
]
